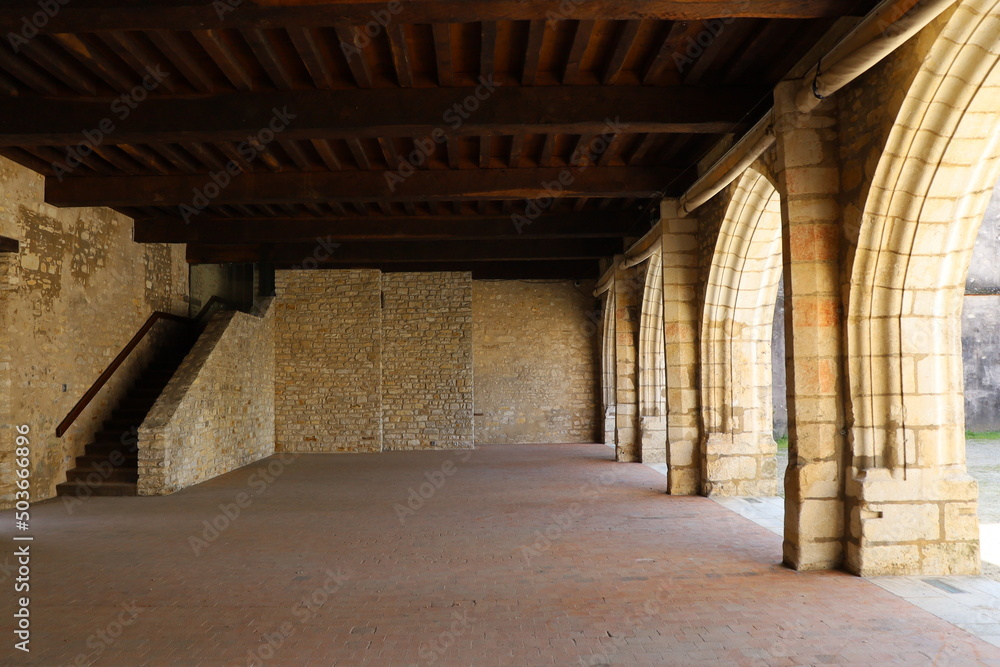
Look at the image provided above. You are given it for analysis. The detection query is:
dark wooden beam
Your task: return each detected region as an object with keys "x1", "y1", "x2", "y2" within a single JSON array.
[
  {"x1": 0, "y1": 1, "x2": 872, "y2": 33},
  {"x1": 186, "y1": 238, "x2": 615, "y2": 264},
  {"x1": 0, "y1": 235, "x2": 19, "y2": 253},
  {"x1": 0, "y1": 86, "x2": 761, "y2": 147},
  {"x1": 294, "y1": 260, "x2": 600, "y2": 279},
  {"x1": 134, "y1": 212, "x2": 635, "y2": 243},
  {"x1": 47, "y1": 167, "x2": 678, "y2": 207}
]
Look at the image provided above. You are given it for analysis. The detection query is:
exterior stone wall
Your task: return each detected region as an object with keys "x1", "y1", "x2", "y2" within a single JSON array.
[
  {"x1": 963, "y1": 182, "x2": 1000, "y2": 432},
  {"x1": 138, "y1": 303, "x2": 275, "y2": 495},
  {"x1": 0, "y1": 155, "x2": 187, "y2": 507},
  {"x1": 472, "y1": 280, "x2": 601, "y2": 444},
  {"x1": 274, "y1": 269, "x2": 383, "y2": 453},
  {"x1": 383, "y1": 272, "x2": 473, "y2": 450}
]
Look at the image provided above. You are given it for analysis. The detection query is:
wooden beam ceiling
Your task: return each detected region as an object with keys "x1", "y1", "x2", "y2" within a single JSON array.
[
  {"x1": 185, "y1": 238, "x2": 615, "y2": 263},
  {"x1": 133, "y1": 213, "x2": 634, "y2": 243},
  {"x1": 0, "y1": 1, "x2": 872, "y2": 33},
  {"x1": 0, "y1": 86, "x2": 765, "y2": 146},
  {"x1": 47, "y1": 168, "x2": 675, "y2": 208}
]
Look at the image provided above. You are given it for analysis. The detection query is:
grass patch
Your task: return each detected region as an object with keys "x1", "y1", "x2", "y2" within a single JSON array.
[
  {"x1": 967, "y1": 430, "x2": 1000, "y2": 440},
  {"x1": 776, "y1": 436, "x2": 788, "y2": 451}
]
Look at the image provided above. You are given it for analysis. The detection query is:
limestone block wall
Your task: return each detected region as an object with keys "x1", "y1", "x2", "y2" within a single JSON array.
[
  {"x1": 0, "y1": 155, "x2": 187, "y2": 507},
  {"x1": 274, "y1": 269, "x2": 383, "y2": 453},
  {"x1": 382, "y1": 273, "x2": 473, "y2": 450},
  {"x1": 138, "y1": 303, "x2": 275, "y2": 495},
  {"x1": 472, "y1": 280, "x2": 601, "y2": 444}
]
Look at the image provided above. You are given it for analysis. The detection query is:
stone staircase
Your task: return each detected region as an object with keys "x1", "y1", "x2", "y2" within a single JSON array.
[{"x1": 56, "y1": 343, "x2": 193, "y2": 498}]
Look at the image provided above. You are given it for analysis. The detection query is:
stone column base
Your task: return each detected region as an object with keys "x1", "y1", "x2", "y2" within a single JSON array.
[
  {"x1": 603, "y1": 406, "x2": 616, "y2": 446},
  {"x1": 846, "y1": 468, "x2": 980, "y2": 576},
  {"x1": 703, "y1": 433, "x2": 778, "y2": 497},
  {"x1": 640, "y1": 415, "x2": 667, "y2": 463}
]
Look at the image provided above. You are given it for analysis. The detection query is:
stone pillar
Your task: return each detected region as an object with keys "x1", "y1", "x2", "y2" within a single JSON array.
[
  {"x1": 638, "y1": 252, "x2": 667, "y2": 464},
  {"x1": 600, "y1": 290, "x2": 617, "y2": 446},
  {"x1": 773, "y1": 81, "x2": 846, "y2": 570},
  {"x1": 613, "y1": 257, "x2": 640, "y2": 462},
  {"x1": 660, "y1": 201, "x2": 701, "y2": 494}
]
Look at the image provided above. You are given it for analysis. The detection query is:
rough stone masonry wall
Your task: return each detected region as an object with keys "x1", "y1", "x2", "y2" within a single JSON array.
[
  {"x1": 274, "y1": 269, "x2": 383, "y2": 453},
  {"x1": 382, "y1": 273, "x2": 473, "y2": 450},
  {"x1": 473, "y1": 280, "x2": 601, "y2": 444},
  {"x1": 138, "y1": 304, "x2": 275, "y2": 495},
  {"x1": 0, "y1": 155, "x2": 187, "y2": 507}
]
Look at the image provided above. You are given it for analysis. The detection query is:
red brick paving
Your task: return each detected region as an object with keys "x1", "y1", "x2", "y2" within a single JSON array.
[{"x1": 2, "y1": 443, "x2": 999, "y2": 666}]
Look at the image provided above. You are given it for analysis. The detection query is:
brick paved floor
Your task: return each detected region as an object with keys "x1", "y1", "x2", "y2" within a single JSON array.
[{"x1": 3, "y1": 443, "x2": 1000, "y2": 666}]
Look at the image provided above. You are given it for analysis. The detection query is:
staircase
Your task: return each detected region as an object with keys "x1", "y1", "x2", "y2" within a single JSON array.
[{"x1": 56, "y1": 343, "x2": 193, "y2": 497}]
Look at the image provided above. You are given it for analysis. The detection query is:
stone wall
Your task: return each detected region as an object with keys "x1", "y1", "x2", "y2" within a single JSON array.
[
  {"x1": 138, "y1": 303, "x2": 275, "y2": 495},
  {"x1": 274, "y1": 269, "x2": 383, "y2": 453},
  {"x1": 383, "y1": 273, "x2": 473, "y2": 450},
  {"x1": 472, "y1": 280, "x2": 601, "y2": 444},
  {"x1": 0, "y1": 155, "x2": 187, "y2": 507}
]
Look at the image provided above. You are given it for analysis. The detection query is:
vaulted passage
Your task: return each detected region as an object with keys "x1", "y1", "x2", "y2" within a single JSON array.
[
  {"x1": 5, "y1": 444, "x2": 998, "y2": 665},
  {"x1": 5, "y1": 0, "x2": 1000, "y2": 661}
]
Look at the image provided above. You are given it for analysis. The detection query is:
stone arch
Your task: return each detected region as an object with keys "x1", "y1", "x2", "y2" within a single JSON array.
[
  {"x1": 638, "y1": 251, "x2": 667, "y2": 463},
  {"x1": 701, "y1": 166, "x2": 783, "y2": 495},
  {"x1": 600, "y1": 289, "x2": 617, "y2": 446},
  {"x1": 847, "y1": 0, "x2": 1000, "y2": 575}
]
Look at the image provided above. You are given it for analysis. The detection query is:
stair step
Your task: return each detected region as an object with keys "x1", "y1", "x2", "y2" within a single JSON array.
[
  {"x1": 75, "y1": 454, "x2": 137, "y2": 469},
  {"x1": 85, "y1": 441, "x2": 137, "y2": 457},
  {"x1": 66, "y1": 467, "x2": 138, "y2": 484},
  {"x1": 56, "y1": 480, "x2": 137, "y2": 497}
]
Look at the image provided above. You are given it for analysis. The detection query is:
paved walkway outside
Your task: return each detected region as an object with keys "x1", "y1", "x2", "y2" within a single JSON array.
[{"x1": 4, "y1": 443, "x2": 1000, "y2": 665}]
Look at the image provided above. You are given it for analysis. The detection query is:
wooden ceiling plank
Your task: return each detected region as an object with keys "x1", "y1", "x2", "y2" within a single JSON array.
[
  {"x1": 97, "y1": 31, "x2": 179, "y2": 93},
  {"x1": 603, "y1": 20, "x2": 641, "y2": 84},
  {"x1": 311, "y1": 139, "x2": 343, "y2": 171},
  {"x1": 346, "y1": 137, "x2": 372, "y2": 170},
  {"x1": 279, "y1": 139, "x2": 313, "y2": 170},
  {"x1": 0, "y1": 47, "x2": 60, "y2": 94},
  {"x1": 46, "y1": 167, "x2": 677, "y2": 207},
  {"x1": 186, "y1": 238, "x2": 613, "y2": 264},
  {"x1": 193, "y1": 29, "x2": 254, "y2": 91},
  {"x1": 0, "y1": 2, "x2": 869, "y2": 31},
  {"x1": 287, "y1": 26, "x2": 336, "y2": 89},
  {"x1": 431, "y1": 23, "x2": 453, "y2": 86},
  {"x1": 147, "y1": 30, "x2": 215, "y2": 92},
  {"x1": 19, "y1": 38, "x2": 98, "y2": 94},
  {"x1": 481, "y1": 21, "x2": 497, "y2": 80},
  {"x1": 521, "y1": 20, "x2": 545, "y2": 85},
  {"x1": 642, "y1": 21, "x2": 689, "y2": 84},
  {"x1": 334, "y1": 24, "x2": 372, "y2": 88},
  {"x1": 149, "y1": 143, "x2": 201, "y2": 173},
  {"x1": 563, "y1": 20, "x2": 596, "y2": 85},
  {"x1": 50, "y1": 33, "x2": 136, "y2": 91},
  {"x1": 386, "y1": 23, "x2": 413, "y2": 87},
  {"x1": 242, "y1": 28, "x2": 295, "y2": 90},
  {"x1": 0, "y1": 86, "x2": 760, "y2": 145}
]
